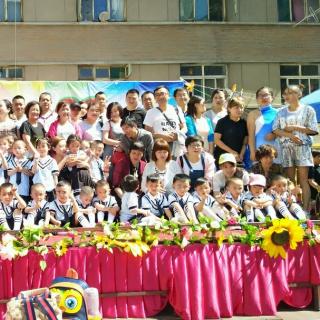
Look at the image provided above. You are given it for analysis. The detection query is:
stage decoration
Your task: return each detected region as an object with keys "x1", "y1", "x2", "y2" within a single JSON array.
[
  {"x1": 261, "y1": 219, "x2": 304, "y2": 259},
  {"x1": 184, "y1": 79, "x2": 195, "y2": 92},
  {"x1": 0, "y1": 218, "x2": 318, "y2": 266}
]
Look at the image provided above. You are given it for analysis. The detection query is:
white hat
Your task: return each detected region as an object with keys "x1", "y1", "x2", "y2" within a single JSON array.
[
  {"x1": 249, "y1": 174, "x2": 266, "y2": 187},
  {"x1": 218, "y1": 153, "x2": 237, "y2": 165}
]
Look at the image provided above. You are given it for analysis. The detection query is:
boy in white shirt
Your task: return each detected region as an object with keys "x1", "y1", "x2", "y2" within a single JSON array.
[
  {"x1": 141, "y1": 174, "x2": 172, "y2": 221},
  {"x1": 76, "y1": 186, "x2": 96, "y2": 227},
  {"x1": 48, "y1": 181, "x2": 82, "y2": 227},
  {"x1": 120, "y1": 175, "x2": 150, "y2": 223},
  {"x1": 193, "y1": 177, "x2": 224, "y2": 221},
  {"x1": 89, "y1": 140, "x2": 106, "y2": 183},
  {"x1": 93, "y1": 180, "x2": 119, "y2": 223},
  {"x1": 0, "y1": 183, "x2": 26, "y2": 230},
  {"x1": 7, "y1": 140, "x2": 33, "y2": 202},
  {"x1": 167, "y1": 174, "x2": 198, "y2": 224},
  {"x1": 24, "y1": 183, "x2": 50, "y2": 227}
]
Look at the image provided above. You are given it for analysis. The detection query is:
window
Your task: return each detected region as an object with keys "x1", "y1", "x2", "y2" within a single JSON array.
[
  {"x1": 278, "y1": 0, "x2": 320, "y2": 22},
  {"x1": 180, "y1": 64, "x2": 227, "y2": 101},
  {"x1": 180, "y1": 0, "x2": 225, "y2": 21},
  {"x1": 0, "y1": 0, "x2": 22, "y2": 22},
  {"x1": 0, "y1": 66, "x2": 23, "y2": 79},
  {"x1": 79, "y1": 0, "x2": 126, "y2": 22},
  {"x1": 78, "y1": 65, "x2": 128, "y2": 80},
  {"x1": 280, "y1": 64, "x2": 320, "y2": 97}
]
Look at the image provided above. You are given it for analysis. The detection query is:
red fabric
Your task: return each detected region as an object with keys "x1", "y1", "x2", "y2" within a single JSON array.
[{"x1": 0, "y1": 243, "x2": 320, "y2": 319}]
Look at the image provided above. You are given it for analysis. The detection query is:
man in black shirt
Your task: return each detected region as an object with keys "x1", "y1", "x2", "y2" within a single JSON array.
[{"x1": 122, "y1": 89, "x2": 146, "y2": 128}]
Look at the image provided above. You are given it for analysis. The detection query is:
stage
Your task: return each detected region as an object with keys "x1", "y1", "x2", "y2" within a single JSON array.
[{"x1": 0, "y1": 243, "x2": 319, "y2": 319}]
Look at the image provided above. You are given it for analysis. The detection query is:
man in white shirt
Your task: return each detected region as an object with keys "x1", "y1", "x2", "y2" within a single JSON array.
[
  {"x1": 38, "y1": 92, "x2": 57, "y2": 132},
  {"x1": 144, "y1": 86, "x2": 186, "y2": 158}
]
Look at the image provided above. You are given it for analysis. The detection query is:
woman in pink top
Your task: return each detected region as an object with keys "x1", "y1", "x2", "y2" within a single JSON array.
[{"x1": 47, "y1": 101, "x2": 82, "y2": 140}]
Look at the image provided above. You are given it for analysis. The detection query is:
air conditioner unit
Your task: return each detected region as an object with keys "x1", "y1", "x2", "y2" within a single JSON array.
[{"x1": 99, "y1": 11, "x2": 110, "y2": 22}]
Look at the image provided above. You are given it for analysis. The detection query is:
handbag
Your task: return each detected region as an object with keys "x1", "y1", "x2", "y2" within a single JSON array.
[{"x1": 6, "y1": 288, "x2": 62, "y2": 320}]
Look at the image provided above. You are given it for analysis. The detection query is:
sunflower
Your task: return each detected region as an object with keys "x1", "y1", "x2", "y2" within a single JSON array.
[{"x1": 261, "y1": 219, "x2": 304, "y2": 259}]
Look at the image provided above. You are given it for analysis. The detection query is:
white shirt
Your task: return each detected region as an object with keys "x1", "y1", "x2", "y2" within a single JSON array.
[
  {"x1": 90, "y1": 157, "x2": 104, "y2": 182},
  {"x1": 39, "y1": 112, "x2": 57, "y2": 132},
  {"x1": 49, "y1": 199, "x2": 73, "y2": 222},
  {"x1": 79, "y1": 120, "x2": 103, "y2": 141},
  {"x1": 141, "y1": 160, "x2": 182, "y2": 194},
  {"x1": 0, "y1": 200, "x2": 18, "y2": 218},
  {"x1": 193, "y1": 192, "x2": 216, "y2": 208},
  {"x1": 194, "y1": 117, "x2": 210, "y2": 151},
  {"x1": 8, "y1": 156, "x2": 33, "y2": 196},
  {"x1": 141, "y1": 192, "x2": 168, "y2": 217},
  {"x1": 92, "y1": 195, "x2": 117, "y2": 208},
  {"x1": 168, "y1": 192, "x2": 195, "y2": 208},
  {"x1": 57, "y1": 121, "x2": 76, "y2": 139},
  {"x1": 102, "y1": 120, "x2": 123, "y2": 137},
  {"x1": 14, "y1": 114, "x2": 27, "y2": 129},
  {"x1": 204, "y1": 109, "x2": 227, "y2": 128},
  {"x1": 32, "y1": 155, "x2": 59, "y2": 191},
  {"x1": 120, "y1": 192, "x2": 139, "y2": 222},
  {"x1": 144, "y1": 105, "x2": 180, "y2": 134}
]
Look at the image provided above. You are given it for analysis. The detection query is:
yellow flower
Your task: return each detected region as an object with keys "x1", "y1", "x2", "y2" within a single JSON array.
[
  {"x1": 261, "y1": 219, "x2": 304, "y2": 259},
  {"x1": 216, "y1": 232, "x2": 224, "y2": 248}
]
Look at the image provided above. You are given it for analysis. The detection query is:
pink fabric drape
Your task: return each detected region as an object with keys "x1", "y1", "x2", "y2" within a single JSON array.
[{"x1": 0, "y1": 243, "x2": 319, "y2": 319}]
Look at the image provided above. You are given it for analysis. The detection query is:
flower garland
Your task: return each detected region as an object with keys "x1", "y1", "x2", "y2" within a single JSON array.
[{"x1": 0, "y1": 217, "x2": 319, "y2": 270}]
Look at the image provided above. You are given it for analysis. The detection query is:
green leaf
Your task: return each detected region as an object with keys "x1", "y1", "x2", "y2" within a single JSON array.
[
  {"x1": 63, "y1": 222, "x2": 71, "y2": 230},
  {"x1": 200, "y1": 238, "x2": 208, "y2": 245},
  {"x1": 227, "y1": 235, "x2": 234, "y2": 244},
  {"x1": 39, "y1": 260, "x2": 47, "y2": 271}
]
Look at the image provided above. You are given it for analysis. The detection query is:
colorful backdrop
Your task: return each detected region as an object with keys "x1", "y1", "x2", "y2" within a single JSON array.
[{"x1": 0, "y1": 81, "x2": 184, "y2": 106}]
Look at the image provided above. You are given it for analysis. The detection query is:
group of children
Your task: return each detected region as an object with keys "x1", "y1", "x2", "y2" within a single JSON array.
[{"x1": 0, "y1": 129, "x2": 308, "y2": 230}]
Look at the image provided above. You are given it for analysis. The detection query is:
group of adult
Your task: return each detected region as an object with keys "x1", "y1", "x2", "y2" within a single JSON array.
[{"x1": 0, "y1": 83, "x2": 318, "y2": 211}]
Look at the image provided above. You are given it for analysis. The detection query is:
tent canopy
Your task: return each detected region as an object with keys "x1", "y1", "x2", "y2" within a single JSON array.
[{"x1": 301, "y1": 89, "x2": 320, "y2": 122}]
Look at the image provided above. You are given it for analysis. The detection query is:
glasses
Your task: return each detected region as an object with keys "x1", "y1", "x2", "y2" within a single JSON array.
[
  {"x1": 258, "y1": 93, "x2": 271, "y2": 98},
  {"x1": 189, "y1": 143, "x2": 202, "y2": 148}
]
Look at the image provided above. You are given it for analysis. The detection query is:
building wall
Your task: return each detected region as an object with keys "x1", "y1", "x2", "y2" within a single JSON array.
[
  {"x1": 1, "y1": 24, "x2": 318, "y2": 65},
  {"x1": 0, "y1": 0, "x2": 318, "y2": 102}
]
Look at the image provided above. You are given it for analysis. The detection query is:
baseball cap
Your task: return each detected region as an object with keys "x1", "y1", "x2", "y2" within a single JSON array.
[
  {"x1": 249, "y1": 174, "x2": 266, "y2": 187},
  {"x1": 218, "y1": 153, "x2": 237, "y2": 165}
]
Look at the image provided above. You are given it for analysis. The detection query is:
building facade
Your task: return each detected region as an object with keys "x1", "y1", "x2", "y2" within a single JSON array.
[{"x1": 0, "y1": 0, "x2": 319, "y2": 104}]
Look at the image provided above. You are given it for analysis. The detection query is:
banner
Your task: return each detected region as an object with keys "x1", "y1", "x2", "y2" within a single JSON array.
[{"x1": 0, "y1": 80, "x2": 184, "y2": 107}]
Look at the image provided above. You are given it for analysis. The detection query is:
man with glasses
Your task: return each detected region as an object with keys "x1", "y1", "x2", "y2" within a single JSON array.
[{"x1": 144, "y1": 86, "x2": 185, "y2": 159}]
